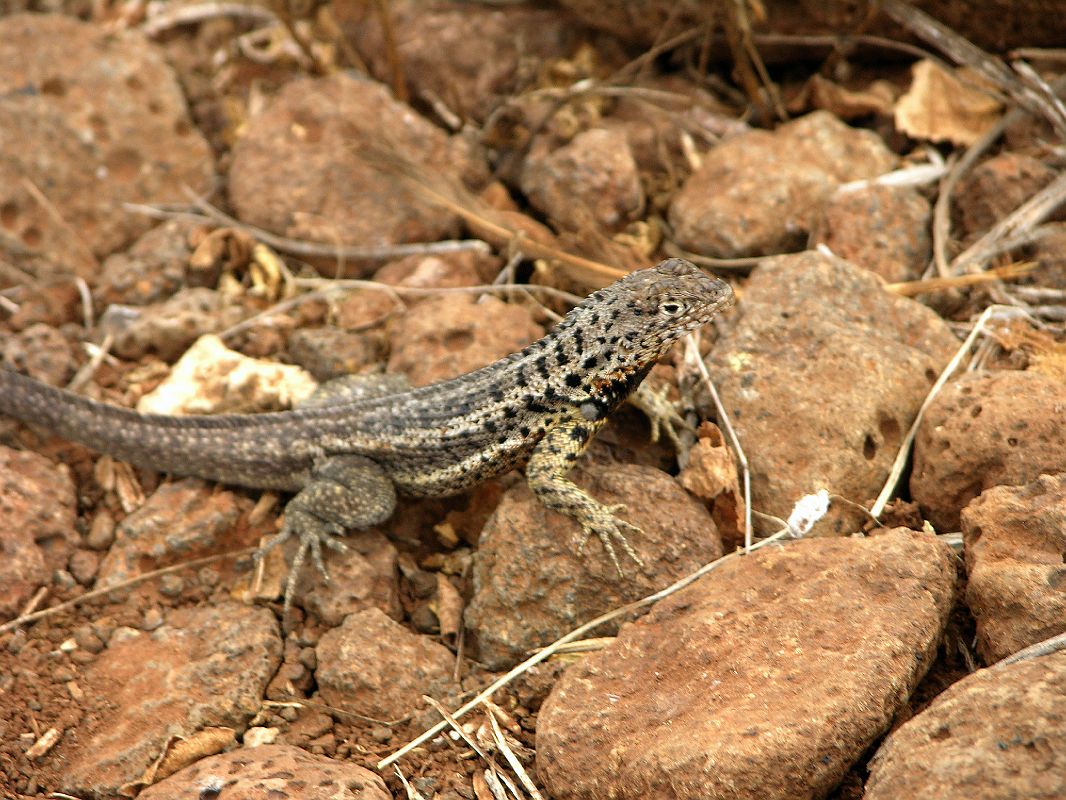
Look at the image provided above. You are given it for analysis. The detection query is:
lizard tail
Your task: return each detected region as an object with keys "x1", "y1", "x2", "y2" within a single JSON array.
[{"x1": 0, "y1": 368, "x2": 307, "y2": 490}]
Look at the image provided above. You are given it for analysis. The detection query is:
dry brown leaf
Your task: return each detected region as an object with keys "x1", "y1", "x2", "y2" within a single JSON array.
[
  {"x1": 895, "y1": 60, "x2": 1003, "y2": 145},
  {"x1": 121, "y1": 726, "x2": 235, "y2": 795},
  {"x1": 794, "y1": 74, "x2": 898, "y2": 119},
  {"x1": 432, "y1": 572, "x2": 464, "y2": 639},
  {"x1": 677, "y1": 423, "x2": 746, "y2": 548}
]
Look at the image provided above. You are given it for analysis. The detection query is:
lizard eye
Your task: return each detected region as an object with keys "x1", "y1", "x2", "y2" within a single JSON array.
[{"x1": 661, "y1": 301, "x2": 683, "y2": 316}]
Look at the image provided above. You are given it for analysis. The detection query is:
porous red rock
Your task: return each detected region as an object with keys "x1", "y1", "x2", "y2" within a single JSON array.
[
  {"x1": 813, "y1": 184, "x2": 931, "y2": 283},
  {"x1": 340, "y1": 0, "x2": 587, "y2": 124},
  {"x1": 521, "y1": 128, "x2": 645, "y2": 233},
  {"x1": 466, "y1": 463, "x2": 722, "y2": 669},
  {"x1": 911, "y1": 370, "x2": 1066, "y2": 532},
  {"x1": 96, "y1": 479, "x2": 247, "y2": 587},
  {"x1": 137, "y1": 744, "x2": 390, "y2": 800},
  {"x1": 865, "y1": 651, "x2": 1066, "y2": 800},
  {"x1": 669, "y1": 111, "x2": 897, "y2": 257},
  {"x1": 707, "y1": 251, "x2": 957, "y2": 533},
  {"x1": 0, "y1": 14, "x2": 213, "y2": 279},
  {"x1": 961, "y1": 473, "x2": 1066, "y2": 663},
  {"x1": 229, "y1": 73, "x2": 485, "y2": 272},
  {"x1": 536, "y1": 529, "x2": 956, "y2": 800},
  {"x1": 386, "y1": 293, "x2": 544, "y2": 386},
  {"x1": 0, "y1": 447, "x2": 77, "y2": 616},
  {"x1": 315, "y1": 607, "x2": 457, "y2": 721},
  {"x1": 294, "y1": 530, "x2": 402, "y2": 627},
  {"x1": 57, "y1": 603, "x2": 281, "y2": 797}
]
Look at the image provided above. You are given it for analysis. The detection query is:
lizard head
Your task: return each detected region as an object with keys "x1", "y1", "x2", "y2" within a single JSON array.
[{"x1": 595, "y1": 258, "x2": 735, "y2": 365}]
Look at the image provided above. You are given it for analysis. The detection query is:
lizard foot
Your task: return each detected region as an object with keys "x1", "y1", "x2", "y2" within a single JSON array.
[
  {"x1": 255, "y1": 508, "x2": 349, "y2": 619},
  {"x1": 575, "y1": 503, "x2": 646, "y2": 576},
  {"x1": 628, "y1": 382, "x2": 692, "y2": 453}
]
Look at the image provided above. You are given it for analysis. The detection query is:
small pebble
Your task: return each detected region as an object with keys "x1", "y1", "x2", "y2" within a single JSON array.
[
  {"x1": 68, "y1": 550, "x2": 100, "y2": 586},
  {"x1": 85, "y1": 510, "x2": 116, "y2": 550},
  {"x1": 158, "y1": 574, "x2": 185, "y2": 598},
  {"x1": 142, "y1": 607, "x2": 165, "y2": 631},
  {"x1": 298, "y1": 646, "x2": 317, "y2": 671},
  {"x1": 52, "y1": 569, "x2": 76, "y2": 590}
]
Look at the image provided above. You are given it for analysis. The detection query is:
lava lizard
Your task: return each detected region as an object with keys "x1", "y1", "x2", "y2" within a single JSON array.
[{"x1": 0, "y1": 258, "x2": 734, "y2": 613}]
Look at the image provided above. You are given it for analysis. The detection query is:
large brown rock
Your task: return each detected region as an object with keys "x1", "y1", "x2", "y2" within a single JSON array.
[
  {"x1": 315, "y1": 607, "x2": 458, "y2": 721},
  {"x1": 57, "y1": 603, "x2": 281, "y2": 797},
  {"x1": 911, "y1": 370, "x2": 1066, "y2": 532},
  {"x1": 812, "y1": 184, "x2": 931, "y2": 283},
  {"x1": 466, "y1": 463, "x2": 722, "y2": 669},
  {"x1": 386, "y1": 293, "x2": 543, "y2": 386},
  {"x1": 865, "y1": 651, "x2": 1066, "y2": 800},
  {"x1": 707, "y1": 251, "x2": 957, "y2": 533},
  {"x1": 0, "y1": 446, "x2": 76, "y2": 617},
  {"x1": 962, "y1": 473, "x2": 1066, "y2": 663},
  {"x1": 0, "y1": 14, "x2": 213, "y2": 280},
  {"x1": 138, "y1": 744, "x2": 390, "y2": 800},
  {"x1": 669, "y1": 112, "x2": 896, "y2": 257},
  {"x1": 536, "y1": 529, "x2": 956, "y2": 800},
  {"x1": 339, "y1": 0, "x2": 588, "y2": 124},
  {"x1": 229, "y1": 73, "x2": 485, "y2": 273},
  {"x1": 521, "y1": 127, "x2": 645, "y2": 233}
]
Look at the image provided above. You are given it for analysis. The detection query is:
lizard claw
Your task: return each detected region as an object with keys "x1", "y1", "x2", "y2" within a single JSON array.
[
  {"x1": 575, "y1": 502, "x2": 646, "y2": 576},
  {"x1": 254, "y1": 510, "x2": 348, "y2": 621},
  {"x1": 628, "y1": 382, "x2": 691, "y2": 453}
]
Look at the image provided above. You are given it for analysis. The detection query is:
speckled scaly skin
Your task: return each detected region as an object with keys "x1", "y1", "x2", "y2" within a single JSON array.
[{"x1": 0, "y1": 259, "x2": 734, "y2": 612}]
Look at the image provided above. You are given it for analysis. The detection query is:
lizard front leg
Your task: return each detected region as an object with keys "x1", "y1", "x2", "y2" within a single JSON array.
[
  {"x1": 525, "y1": 412, "x2": 645, "y2": 574},
  {"x1": 257, "y1": 454, "x2": 396, "y2": 618}
]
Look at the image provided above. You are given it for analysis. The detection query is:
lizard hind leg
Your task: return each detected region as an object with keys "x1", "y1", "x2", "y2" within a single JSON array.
[{"x1": 256, "y1": 454, "x2": 397, "y2": 620}]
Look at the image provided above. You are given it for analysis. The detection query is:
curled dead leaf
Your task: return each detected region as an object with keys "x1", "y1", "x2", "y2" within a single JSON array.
[{"x1": 895, "y1": 60, "x2": 1003, "y2": 146}]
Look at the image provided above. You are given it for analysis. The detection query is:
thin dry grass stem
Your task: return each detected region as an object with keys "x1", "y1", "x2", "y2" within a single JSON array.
[
  {"x1": 996, "y1": 631, "x2": 1066, "y2": 667},
  {"x1": 21, "y1": 178, "x2": 99, "y2": 272},
  {"x1": 269, "y1": 0, "x2": 327, "y2": 75},
  {"x1": 219, "y1": 279, "x2": 587, "y2": 342},
  {"x1": 392, "y1": 765, "x2": 427, "y2": 800},
  {"x1": 377, "y1": 527, "x2": 793, "y2": 772},
  {"x1": 261, "y1": 698, "x2": 408, "y2": 727},
  {"x1": 122, "y1": 200, "x2": 490, "y2": 261},
  {"x1": 294, "y1": 278, "x2": 585, "y2": 306},
  {"x1": 839, "y1": 157, "x2": 948, "y2": 194},
  {"x1": 750, "y1": 32, "x2": 935, "y2": 62},
  {"x1": 67, "y1": 332, "x2": 114, "y2": 393},
  {"x1": 930, "y1": 75, "x2": 1066, "y2": 277},
  {"x1": 951, "y1": 172, "x2": 1066, "y2": 275},
  {"x1": 683, "y1": 333, "x2": 753, "y2": 550},
  {"x1": 1010, "y1": 48, "x2": 1066, "y2": 64},
  {"x1": 0, "y1": 548, "x2": 257, "y2": 635},
  {"x1": 954, "y1": 630, "x2": 978, "y2": 673},
  {"x1": 881, "y1": 0, "x2": 1066, "y2": 139},
  {"x1": 486, "y1": 708, "x2": 544, "y2": 800},
  {"x1": 372, "y1": 0, "x2": 407, "y2": 103},
  {"x1": 550, "y1": 637, "x2": 613, "y2": 655},
  {"x1": 1013, "y1": 286, "x2": 1066, "y2": 303},
  {"x1": 423, "y1": 698, "x2": 524, "y2": 799},
  {"x1": 360, "y1": 146, "x2": 629, "y2": 285},
  {"x1": 72, "y1": 275, "x2": 94, "y2": 331},
  {"x1": 19, "y1": 586, "x2": 48, "y2": 618},
  {"x1": 886, "y1": 261, "x2": 1035, "y2": 297},
  {"x1": 869, "y1": 305, "x2": 1031, "y2": 519}
]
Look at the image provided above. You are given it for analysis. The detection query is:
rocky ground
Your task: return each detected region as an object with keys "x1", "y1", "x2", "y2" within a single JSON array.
[{"x1": 1, "y1": 2, "x2": 1064, "y2": 799}]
